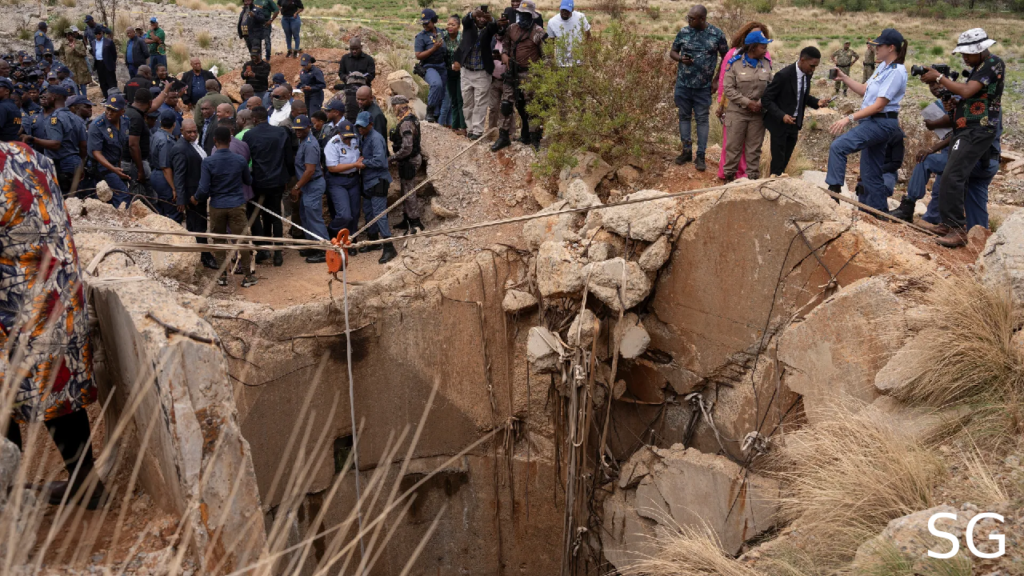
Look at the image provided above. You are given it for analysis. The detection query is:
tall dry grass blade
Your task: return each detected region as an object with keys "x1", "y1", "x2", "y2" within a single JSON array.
[
  {"x1": 768, "y1": 409, "x2": 945, "y2": 564},
  {"x1": 621, "y1": 521, "x2": 760, "y2": 576},
  {"x1": 396, "y1": 502, "x2": 448, "y2": 576}
]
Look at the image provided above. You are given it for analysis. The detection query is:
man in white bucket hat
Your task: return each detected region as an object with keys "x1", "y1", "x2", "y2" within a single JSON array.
[{"x1": 918, "y1": 28, "x2": 1004, "y2": 248}]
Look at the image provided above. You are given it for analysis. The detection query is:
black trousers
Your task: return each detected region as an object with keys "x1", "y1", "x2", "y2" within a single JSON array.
[
  {"x1": 97, "y1": 67, "x2": 116, "y2": 98},
  {"x1": 5, "y1": 409, "x2": 96, "y2": 487},
  {"x1": 253, "y1": 186, "x2": 285, "y2": 241},
  {"x1": 939, "y1": 125, "x2": 998, "y2": 230},
  {"x1": 768, "y1": 125, "x2": 800, "y2": 177}
]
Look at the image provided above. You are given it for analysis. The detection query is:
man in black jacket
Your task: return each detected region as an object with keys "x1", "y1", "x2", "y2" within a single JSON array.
[
  {"x1": 171, "y1": 118, "x2": 217, "y2": 269},
  {"x1": 337, "y1": 38, "x2": 375, "y2": 85},
  {"x1": 242, "y1": 105, "x2": 292, "y2": 266},
  {"x1": 179, "y1": 58, "x2": 216, "y2": 106},
  {"x1": 454, "y1": 7, "x2": 499, "y2": 140},
  {"x1": 242, "y1": 49, "x2": 271, "y2": 99},
  {"x1": 92, "y1": 27, "x2": 118, "y2": 98},
  {"x1": 761, "y1": 46, "x2": 830, "y2": 177}
]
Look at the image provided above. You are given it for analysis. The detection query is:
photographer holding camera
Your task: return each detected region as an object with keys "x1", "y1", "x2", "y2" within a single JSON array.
[
  {"x1": 917, "y1": 28, "x2": 1003, "y2": 248},
  {"x1": 824, "y1": 28, "x2": 907, "y2": 213}
]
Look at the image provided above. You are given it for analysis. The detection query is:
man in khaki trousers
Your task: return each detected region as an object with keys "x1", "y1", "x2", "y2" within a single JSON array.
[{"x1": 721, "y1": 30, "x2": 773, "y2": 181}]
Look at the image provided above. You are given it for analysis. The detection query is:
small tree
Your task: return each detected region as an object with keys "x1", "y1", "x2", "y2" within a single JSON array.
[{"x1": 525, "y1": 24, "x2": 677, "y2": 176}]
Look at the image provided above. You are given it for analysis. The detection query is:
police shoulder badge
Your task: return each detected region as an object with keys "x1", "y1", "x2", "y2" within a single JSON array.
[
  {"x1": 341, "y1": 147, "x2": 348, "y2": 154},
  {"x1": 51, "y1": 116, "x2": 57, "y2": 125}
]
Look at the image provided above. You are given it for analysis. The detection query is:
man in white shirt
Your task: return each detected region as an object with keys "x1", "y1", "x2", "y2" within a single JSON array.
[
  {"x1": 268, "y1": 85, "x2": 293, "y2": 127},
  {"x1": 546, "y1": 0, "x2": 590, "y2": 67}
]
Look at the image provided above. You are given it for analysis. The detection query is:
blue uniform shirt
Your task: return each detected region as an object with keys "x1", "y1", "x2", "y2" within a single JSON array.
[
  {"x1": 34, "y1": 31, "x2": 53, "y2": 60},
  {"x1": 44, "y1": 107, "x2": 86, "y2": 172},
  {"x1": 26, "y1": 110, "x2": 52, "y2": 145},
  {"x1": 298, "y1": 66, "x2": 326, "y2": 93},
  {"x1": 0, "y1": 98, "x2": 22, "y2": 141},
  {"x1": 157, "y1": 104, "x2": 182, "y2": 139},
  {"x1": 359, "y1": 129, "x2": 391, "y2": 190},
  {"x1": 87, "y1": 114, "x2": 130, "y2": 171},
  {"x1": 862, "y1": 62, "x2": 907, "y2": 114},
  {"x1": 195, "y1": 148, "x2": 252, "y2": 209},
  {"x1": 414, "y1": 30, "x2": 446, "y2": 66},
  {"x1": 295, "y1": 132, "x2": 323, "y2": 185},
  {"x1": 150, "y1": 129, "x2": 175, "y2": 170}
]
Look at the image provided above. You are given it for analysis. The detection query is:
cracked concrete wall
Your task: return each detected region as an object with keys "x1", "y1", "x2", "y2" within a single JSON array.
[{"x1": 90, "y1": 278, "x2": 266, "y2": 573}]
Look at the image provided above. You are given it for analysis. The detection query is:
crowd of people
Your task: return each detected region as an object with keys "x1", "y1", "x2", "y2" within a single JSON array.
[{"x1": 671, "y1": 5, "x2": 1004, "y2": 248}]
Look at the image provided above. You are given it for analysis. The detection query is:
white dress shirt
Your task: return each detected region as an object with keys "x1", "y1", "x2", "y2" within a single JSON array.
[{"x1": 794, "y1": 66, "x2": 806, "y2": 118}]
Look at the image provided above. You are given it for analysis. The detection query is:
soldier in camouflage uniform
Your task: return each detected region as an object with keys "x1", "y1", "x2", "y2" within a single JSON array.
[
  {"x1": 862, "y1": 41, "x2": 876, "y2": 82},
  {"x1": 388, "y1": 95, "x2": 425, "y2": 233},
  {"x1": 830, "y1": 41, "x2": 859, "y2": 95}
]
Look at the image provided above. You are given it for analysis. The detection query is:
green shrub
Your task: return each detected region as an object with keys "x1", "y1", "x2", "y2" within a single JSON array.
[
  {"x1": 647, "y1": 5, "x2": 661, "y2": 19},
  {"x1": 417, "y1": 0, "x2": 431, "y2": 8},
  {"x1": 525, "y1": 24, "x2": 676, "y2": 176},
  {"x1": 930, "y1": 45, "x2": 945, "y2": 56}
]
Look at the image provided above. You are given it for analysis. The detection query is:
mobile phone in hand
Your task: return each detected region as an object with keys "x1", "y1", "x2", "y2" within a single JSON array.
[{"x1": 828, "y1": 68, "x2": 839, "y2": 80}]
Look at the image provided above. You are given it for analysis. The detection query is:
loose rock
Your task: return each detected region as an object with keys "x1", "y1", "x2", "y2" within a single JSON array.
[
  {"x1": 527, "y1": 326, "x2": 564, "y2": 373},
  {"x1": 583, "y1": 258, "x2": 652, "y2": 312},
  {"x1": 637, "y1": 236, "x2": 671, "y2": 272},
  {"x1": 502, "y1": 289, "x2": 538, "y2": 313},
  {"x1": 600, "y1": 190, "x2": 674, "y2": 242},
  {"x1": 536, "y1": 241, "x2": 585, "y2": 298}
]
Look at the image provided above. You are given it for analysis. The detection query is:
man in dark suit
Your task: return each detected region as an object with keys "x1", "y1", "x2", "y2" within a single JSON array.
[
  {"x1": 179, "y1": 58, "x2": 216, "y2": 107},
  {"x1": 761, "y1": 46, "x2": 831, "y2": 177},
  {"x1": 172, "y1": 118, "x2": 217, "y2": 269},
  {"x1": 92, "y1": 27, "x2": 118, "y2": 98}
]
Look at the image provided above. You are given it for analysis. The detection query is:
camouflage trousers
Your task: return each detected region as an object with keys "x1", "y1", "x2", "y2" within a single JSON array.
[
  {"x1": 498, "y1": 70, "x2": 540, "y2": 134},
  {"x1": 399, "y1": 154, "x2": 423, "y2": 220}
]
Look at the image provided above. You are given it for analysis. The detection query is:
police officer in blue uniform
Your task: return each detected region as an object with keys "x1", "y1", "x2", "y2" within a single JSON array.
[
  {"x1": 23, "y1": 87, "x2": 55, "y2": 154},
  {"x1": 150, "y1": 109, "x2": 178, "y2": 218},
  {"x1": 34, "y1": 22, "x2": 54, "y2": 61},
  {"x1": 298, "y1": 53, "x2": 326, "y2": 115},
  {"x1": 289, "y1": 114, "x2": 329, "y2": 263},
  {"x1": 87, "y1": 95, "x2": 132, "y2": 207},
  {"x1": 33, "y1": 86, "x2": 87, "y2": 194},
  {"x1": 0, "y1": 78, "x2": 22, "y2": 142},
  {"x1": 324, "y1": 118, "x2": 362, "y2": 246}
]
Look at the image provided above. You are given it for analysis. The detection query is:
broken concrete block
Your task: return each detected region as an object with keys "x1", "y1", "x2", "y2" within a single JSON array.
[
  {"x1": 95, "y1": 179, "x2": 114, "y2": 203},
  {"x1": 431, "y1": 198, "x2": 460, "y2": 219},
  {"x1": 801, "y1": 169, "x2": 849, "y2": 196},
  {"x1": 564, "y1": 178, "x2": 602, "y2": 209},
  {"x1": 600, "y1": 190, "x2": 675, "y2": 242},
  {"x1": 131, "y1": 200, "x2": 156, "y2": 219},
  {"x1": 617, "y1": 446, "x2": 659, "y2": 489},
  {"x1": 779, "y1": 277, "x2": 908, "y2": 424},
  {"x1": 523, "y1": 201, "x2": 582, "y2": 250},
  {"x1": 568, "y1": 308, "x2": 598, "y2": 348},
  {"x1": 527, "y1": 326, "x2": 564, "y2": 373},
  {"x1": 139, "y1": 214, "x2": 200, "y2": 283},
  {"x1": 536, "y1": 241, "x2": 585, "y2": 298},
  {"x1": 587, "y1": 241, "x2": 614, "y2": 262},
  {"x1": 502, "y1": 289, "x2": 538, "y2": 313},
  {"x1": 978, "y1": 209, "x2": 1024, "y2": 302},
  {"x1": 83, "y1": 197, "x2": 119, "y2": 220},
  {"x1": 603, "y1": 445, "x2": 780, "y2": 567},
  {"x1": 583, "y1": 258, "x2": 652, "y2": 312},
  {"x1": 619, "y1": 324, "x2": 651, "y2": 359},
  {"x1": 638, "y1": 236, "x2": 671, "y2": 272}
]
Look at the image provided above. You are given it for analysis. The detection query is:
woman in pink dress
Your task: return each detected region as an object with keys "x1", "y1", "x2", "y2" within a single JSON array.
[{"x1": 716, "y1": 22, "x2": 771, "y2": 180}]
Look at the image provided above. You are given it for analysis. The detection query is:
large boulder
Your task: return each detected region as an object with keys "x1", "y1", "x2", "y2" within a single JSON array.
[
  {"x1": 603, "y1": 445, "x2": 780, "y2": 572},
  {"x1": 387, "y1": 69, "x2": 418, "y2": 99},
  {"x1": 779, "y1": 277, "x2": 909, "y2": 424},
  {"x1": 978, "y1": 209, "x2": 1024, "y2": 302},
  {"x1": 138, "y1": 214, "x2": 201, "y2": 283}
]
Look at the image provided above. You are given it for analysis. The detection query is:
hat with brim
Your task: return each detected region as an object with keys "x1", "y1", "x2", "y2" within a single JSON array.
[
  {"x1": 516, "y1": 0, "x2": 540, "y2": 17},
  {"x1": 292, "y1": 114, "x2": 311, "y2": 129},
  {"x1": 952, "y1": 28, "x2": 996, "y2": 54},
  {"x1": 868, "y1": 28, "x2": 904, "y2": 47},
  {"x1": 420, "y1": 8, "x2": 436, "y2": 23},
  {"x1": 0, "y1": 78, "x2": 12, "y2": 90},
  {"x1": 354, "y1": 111, "x2": 371, "y2": 127},
  {"x1": 105, "y1": 95, "x2": 126, "y2": 111},
  {"x1": 744, "y1": 30, "x2": 772, "y2": 45}
]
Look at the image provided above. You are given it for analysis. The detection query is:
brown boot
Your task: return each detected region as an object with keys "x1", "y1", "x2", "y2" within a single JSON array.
[{"x1": 936, "y1": 227, "x2": 968, "y2": 248}]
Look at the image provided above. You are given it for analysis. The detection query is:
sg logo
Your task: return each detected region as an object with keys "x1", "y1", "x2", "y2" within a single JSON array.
[{"x1": 928, "y1": 512, "x2": 1005, "y2": 559}]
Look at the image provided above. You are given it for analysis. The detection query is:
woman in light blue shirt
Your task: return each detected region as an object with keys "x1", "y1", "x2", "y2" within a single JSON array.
[{"x1": 825, "y1": 28, "x2": 908, "y2": 212}]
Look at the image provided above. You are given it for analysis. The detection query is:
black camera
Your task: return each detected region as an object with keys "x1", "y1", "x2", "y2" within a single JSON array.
[{"x1": 910, "y1": 64, "x2": 959, "y2": 81}]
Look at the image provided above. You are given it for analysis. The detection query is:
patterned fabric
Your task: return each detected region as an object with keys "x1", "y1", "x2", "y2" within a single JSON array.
[
  {"x1": 0, "y1": 142, "x2": 95, "y2": 424},
  {"x1": 441, "y1": 30, "x2": 462, "y2": 65},
  {"x1": 955, "y1": 54, "x2": 1004, "y2": 129},
  {"x1": 832, "y1": 48, "x2": 857, "y2": 67},
  {"x1": 671, "y1": 24, "x2": 728, "y2": 89}
]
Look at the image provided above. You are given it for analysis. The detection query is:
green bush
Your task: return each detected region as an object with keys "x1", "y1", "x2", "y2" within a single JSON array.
[
  {"x1": 525, "y1": 24, "x2": 676, "y2": 176},
  {"x1": 417, "y1": 0, "x2": 431, "y2": 8},
  {"x1": 647, "y1": 5, "x2": 661, "y2": 19}
]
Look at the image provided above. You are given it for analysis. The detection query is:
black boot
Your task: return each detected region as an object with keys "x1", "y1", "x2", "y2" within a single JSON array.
[
  {"x1": 305, "y1": 250, "x2": 327, "y2": 264},
  {"x1": 518, "y1": 124, "x2": 531, "y2": 143},
  {"x1": 255, "y1": 249, "x2": 271, "y2": 264},
  {"x1": 394, "y1": 218, "x2": 410, "y2": 231},
  {"x1": 408, "y1": 218, "x2": 425, "y2": 233},
  {"x1": 491, "y1": 129, "x2": 511, "y2": 152},
  {"x1": 378, "y1": 241, "x2": 398, "y2": 264},
  {"x1": 359, "y1": 232, "x2": 382, "y2": 252},
  {"x1": 530, "y1": 130, "x2": 542, "y2": 151},
  {"x1": 273, "y1": 250, "x2": 283, "y2": 267},
  {"x1": 890, "y1": 197, "x2": 916, "y2": 223},
  {"x1": 201, "y1": 252, "x2": 218, "y2": 270},
  {"x1": 827, "y1": 184, "x2": 842, "y2": 204},
  {"x1": 695, "y1": 152, "x2": 706, "y2": 172},
  {"x1": 675, "y1": 144, "x2": 692, "y2": 165}
]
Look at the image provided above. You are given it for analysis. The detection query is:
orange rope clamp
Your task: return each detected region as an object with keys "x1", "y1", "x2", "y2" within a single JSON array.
[{"x1": 326, "y1": 229, "x2": 352, "y2": 274}]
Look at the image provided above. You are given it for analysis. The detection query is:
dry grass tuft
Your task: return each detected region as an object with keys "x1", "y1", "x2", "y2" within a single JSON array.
[
  {"x1": 622, "y1": 523, "x2": 761, "y2": 576},
  {"x1": 196, "y1": 30, "x2": 212, "y2": 49},
  {"x1": 769, "y1": 410, "x2": 945, "y2": 564},
  {"x1": 380, "y1": 47, "x2": 414, "y2": 76},
  {"x1": 60, "y1": 0, "x2": 77, "y2": 7},
  {"x1": 891, "y1": 277, "x2": 1024, "y2": 409},
  {"x1": 169, "y1": 42, "x2": 190, "y2": 65}
]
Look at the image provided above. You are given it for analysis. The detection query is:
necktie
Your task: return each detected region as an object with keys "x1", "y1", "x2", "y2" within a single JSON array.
[{"x1": 795, "y1": 73, "x2": 804, "y2": 119}]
